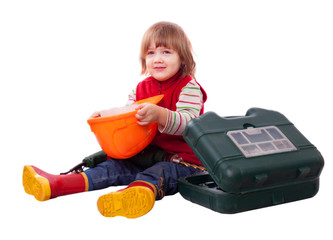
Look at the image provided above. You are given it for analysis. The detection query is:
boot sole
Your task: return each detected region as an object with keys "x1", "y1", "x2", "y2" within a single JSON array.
[
  {"x1": 97, "y1": 186, "x2": 155, "y2": 218},
  {"x1": 22, "y1": 166, "x2": 51, "y2": 201}
]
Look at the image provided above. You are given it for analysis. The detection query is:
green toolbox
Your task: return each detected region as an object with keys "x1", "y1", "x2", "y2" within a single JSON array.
[{"x1": 179, "y1": 108, "x2": 324, "y2": 213}]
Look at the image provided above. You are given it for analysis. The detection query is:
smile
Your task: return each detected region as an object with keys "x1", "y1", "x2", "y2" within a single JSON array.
[{"x1": 153, "y1": 67, "x2": 166, "y2": 70}]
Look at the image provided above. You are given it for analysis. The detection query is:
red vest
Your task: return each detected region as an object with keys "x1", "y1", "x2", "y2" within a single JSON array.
[{"x1": 136, "y1": 71, "x2": 207, "y2": 165}]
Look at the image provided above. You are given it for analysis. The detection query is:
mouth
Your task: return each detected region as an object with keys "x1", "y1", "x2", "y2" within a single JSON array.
[{"x1": 153, "y1": 66, "x2": 166, "y2": 71}]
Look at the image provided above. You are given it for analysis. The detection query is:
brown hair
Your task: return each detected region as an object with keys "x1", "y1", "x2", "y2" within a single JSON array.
[{"x1": 140, "y1": 21, "x2": 196, "y2": 78}]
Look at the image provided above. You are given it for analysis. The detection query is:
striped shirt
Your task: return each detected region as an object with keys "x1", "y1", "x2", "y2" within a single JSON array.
[{"x1": 127, "y1": 79, "x2": 203, "y2": 136}]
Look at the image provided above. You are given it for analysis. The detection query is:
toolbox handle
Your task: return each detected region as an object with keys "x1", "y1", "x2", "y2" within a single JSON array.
[
  {"x1": 184, "y1": 108, "x2": 294, "y2": 149},
  {"x1": 189, "y1": 108, "x2": 291, "y2": 134},
  {"x1": 235, "y1": 108, "x2": 290, "y2": 129}
]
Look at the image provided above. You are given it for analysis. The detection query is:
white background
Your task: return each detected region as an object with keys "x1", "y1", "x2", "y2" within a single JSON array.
[{"x1": 1, "y1": 0, "x2": 332, "y2": 239}]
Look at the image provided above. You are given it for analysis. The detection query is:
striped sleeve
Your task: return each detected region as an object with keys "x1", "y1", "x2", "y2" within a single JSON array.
[
  {"x1": 159, "y1": 79, "x2": 203, "y2": 136},
  {"x1": 126, "y1": 88, "x2": 136, "y2": 106}
]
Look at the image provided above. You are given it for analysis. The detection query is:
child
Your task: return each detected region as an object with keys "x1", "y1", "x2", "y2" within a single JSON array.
[{"x1": 23, "y1": 21, "x2": 207, "y2": 218}]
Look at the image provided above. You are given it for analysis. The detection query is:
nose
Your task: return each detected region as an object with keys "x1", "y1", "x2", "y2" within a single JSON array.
[{"x1": 153, "y1": 52, "x2": 163, "y2": 63}]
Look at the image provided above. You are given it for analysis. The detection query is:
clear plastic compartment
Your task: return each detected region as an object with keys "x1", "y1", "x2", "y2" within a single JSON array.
[{"x1": 227, "y1": 126, "x2": 297, "y2": 158}]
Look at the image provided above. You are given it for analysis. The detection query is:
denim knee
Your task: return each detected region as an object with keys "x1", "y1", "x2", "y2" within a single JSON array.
[
  {"x1": 135, "y1": 162, "x2": 202, "y2": 200},
  {"x1": 84, "y1": 159, "x2": 143, "y2": 191}
]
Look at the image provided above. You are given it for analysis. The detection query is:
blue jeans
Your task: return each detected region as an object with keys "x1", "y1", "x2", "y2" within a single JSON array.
[{"x1": 84, "y1": 159, "x2": 202, "y2": 200}]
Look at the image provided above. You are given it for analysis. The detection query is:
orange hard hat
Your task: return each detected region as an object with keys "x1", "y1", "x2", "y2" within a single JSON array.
[{"x1": 87, "y1": 95, "x2": 164, "y2": 159}]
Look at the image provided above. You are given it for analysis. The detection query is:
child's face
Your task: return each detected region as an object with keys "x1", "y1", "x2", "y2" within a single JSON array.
[{"x1": 145, "y1": 44, "x2": 182, "y2": 81}]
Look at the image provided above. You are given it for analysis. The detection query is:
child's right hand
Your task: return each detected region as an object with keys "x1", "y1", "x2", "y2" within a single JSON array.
[
  {"x1": 89, "y1": 105, "x2": 139, "y2": 119},
  {"x1": 89, "y1": 109, "x2": 115, "y2": 118},
  {"x1": 89, "y1": 111, "x2": 102, "y2": 118}
]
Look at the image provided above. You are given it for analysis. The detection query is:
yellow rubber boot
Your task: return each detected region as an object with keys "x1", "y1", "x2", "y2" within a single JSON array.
[
  {"x1": 23, "y1": 165, "x2": 51, "y2": 201},
  {"x1": 97, "y1": 181, "x2": 156, "y2": 218}
]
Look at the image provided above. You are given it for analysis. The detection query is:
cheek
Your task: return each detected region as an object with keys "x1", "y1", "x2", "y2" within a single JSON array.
[
  {"x1": 172, "y1": 60, "x2": 182, "y2": 71},
  {"x1": 172, "y1": 56, "x2": 182, "y2": 68},
  {"x1": 145, "y1": 58, "x2": 153, "y2": 68}
]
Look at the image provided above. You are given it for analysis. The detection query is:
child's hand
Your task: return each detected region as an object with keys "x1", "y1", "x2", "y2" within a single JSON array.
[
  {"x1": 135, "y1": 103, "x2": 167, "y2": 127},
  {"x1": 89, "y1": 108, "x2": 121, "y2": 118},
  {"x1": 90, "y1": 111, "x2": 102, "y2": 118},
  {"x1": 90, "y1": 110, "x2": 111, "y2": 118}
]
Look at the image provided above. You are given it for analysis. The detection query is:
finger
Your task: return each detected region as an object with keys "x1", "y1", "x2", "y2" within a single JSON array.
[
  {"x1": 136, "y1": 103, "x2": 147, "y2": 111},
  {"x1": 136, "y1": 105, "x2": 148, "y2": 116},
  {"x1": 135, "y1": 113, "x2": 143, "y2": 120},
  {"x1": 90, "y1": 112, "x2": 100, "y2": 118},
  {"x1": 136, "y1": 120, "x2": 149, "y2": 126}
]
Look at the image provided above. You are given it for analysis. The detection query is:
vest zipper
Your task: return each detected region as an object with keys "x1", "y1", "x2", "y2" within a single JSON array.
[{"x1": 158, "y1": 81, "x2": 162, "y2": 94}]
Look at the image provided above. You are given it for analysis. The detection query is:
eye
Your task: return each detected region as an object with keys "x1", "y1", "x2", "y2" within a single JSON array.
[
  {"x1": 147, "y1": 50, "x2": 155, "y2": 55},
  {"x1": 163, "y1": 50, "x2": 172, "y2": 54}
]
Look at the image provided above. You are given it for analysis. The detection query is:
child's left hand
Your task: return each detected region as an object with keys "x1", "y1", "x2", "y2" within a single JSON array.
[{"x1": 135, "y1": 103, "x2": 167, "y2": 127}]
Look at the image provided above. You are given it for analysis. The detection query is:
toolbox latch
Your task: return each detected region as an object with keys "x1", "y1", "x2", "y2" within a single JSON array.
[
  {"x1": 254, "y1": 173, "x2": 268, "y2": 186},
  {"x1": 297, "y1": 167, "x2": 311, "y2": 179}
]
